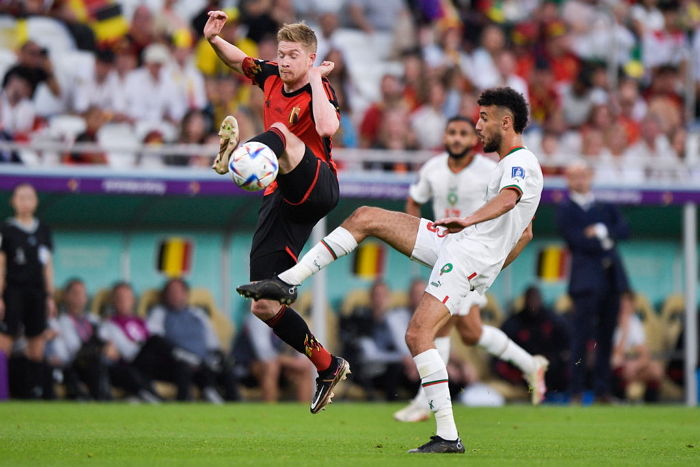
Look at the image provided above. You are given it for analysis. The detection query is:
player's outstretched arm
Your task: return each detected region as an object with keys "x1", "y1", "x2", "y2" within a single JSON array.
[
  {"x1": 309, "y1": 63, "x2": 340, "y2": 137},
  {"x1": 502, "y1": 222, "x2": 533, "y2": 270},
  {"x1": 204, "y1": 10, "x2": 247, "y2": 74},
  {"x1": 434, "y1": 187, "x2": 520, "y2": 233}
]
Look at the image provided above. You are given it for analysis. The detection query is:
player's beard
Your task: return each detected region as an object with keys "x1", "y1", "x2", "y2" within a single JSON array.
[
  {"x1": 446, "y1": 144, "x2": 473, "y2": 159},
  {"x1": 482, "y1": 132, "x2": 502, "y2": 153}
]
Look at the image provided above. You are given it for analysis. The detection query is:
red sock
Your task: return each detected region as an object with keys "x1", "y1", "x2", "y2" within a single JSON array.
[{"x1": 265, "y1": 306, "x2": 332, "y2": 372}]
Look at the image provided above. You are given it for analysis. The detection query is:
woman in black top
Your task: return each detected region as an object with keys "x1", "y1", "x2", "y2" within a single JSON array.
[{"x1": 0, "y1": 183, "x2": 55, "y2": 398}]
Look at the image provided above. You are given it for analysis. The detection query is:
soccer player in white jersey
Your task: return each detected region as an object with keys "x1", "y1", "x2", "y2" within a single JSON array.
[
  {"x1": 394, "y1": 116, "x2": 548, "y2": 423},
  {"x1": 238, "y1": 87, "x2": 544, "y2": 454}
]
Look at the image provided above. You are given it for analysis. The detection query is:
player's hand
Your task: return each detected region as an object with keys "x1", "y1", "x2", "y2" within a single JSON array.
[
  {"x1": 434, "y1": 216, "x2": 471, "y2": 233},
  {"x1": 584, "y1": 225, "x2": 597, "y2": 238},
  {"x1": 204, "y1": 10, "x2": 228, "y2": 41},
  {"x1": 318, "y1": 61, "x2": 334, "y2": 77}
]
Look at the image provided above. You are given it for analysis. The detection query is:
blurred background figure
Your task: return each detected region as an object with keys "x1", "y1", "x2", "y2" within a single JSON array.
[
  {"x1": 147, "y1": 278, "x2": 236, "y2": 403},
  {"x1": 611, "y1": 292, "x2": 663, "y2": 403},
  {"x1": 232, "y1": 313, "x2": 312, "y2": 402},
  {"x1": 495, "y1": 286, "x2": 571, "y2": 399},
  {"x1": 0, "y1": 183, "x2": 54, "y2": 399},
  {"x1": 556, "y1": 161, "x2": 631, "y2": 404},
  {"x1": 341, "y1": 280, "x2": 417, "y2": 401}
]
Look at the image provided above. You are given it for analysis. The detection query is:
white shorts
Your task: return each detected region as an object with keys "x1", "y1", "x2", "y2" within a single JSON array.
[{"x1": 410, "y1": 218, "x2": 493, "y2": 316}]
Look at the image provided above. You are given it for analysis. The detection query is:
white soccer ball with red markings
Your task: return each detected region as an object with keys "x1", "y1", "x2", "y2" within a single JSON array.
[{"x1": 228, "y1": 141, "x2": 279, "y2": 191}]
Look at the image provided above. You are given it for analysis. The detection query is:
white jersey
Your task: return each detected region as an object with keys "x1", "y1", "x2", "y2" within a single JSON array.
[
  {"x1": 409, "y1": 153, "x2": 497, "y2": 219},
  {"x1": 464, "y1": 146, "x2": 542, "y2": 269},
  {"x1": 414, "y1": 146, "x2": 543, "y2": 313}
]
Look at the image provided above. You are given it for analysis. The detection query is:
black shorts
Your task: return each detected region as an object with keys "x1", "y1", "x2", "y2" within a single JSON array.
[
  {"x1": 250, "y1": 147, "x2": 339, "y2": 281},
  {"x1": 1, "y1": 285, "x2": 47, "y2": 338}
]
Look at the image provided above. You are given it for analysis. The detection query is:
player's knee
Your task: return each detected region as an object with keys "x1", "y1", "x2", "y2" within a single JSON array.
[
  {"x1": 405, "y1": 325, "x2": 424, "y2": 354},
  {"x1": 250, "y1": 300, "x2": 279, "y2": 321},
  {"x1": 347, "y1": 206, "x2": 381, "y2": 232}
]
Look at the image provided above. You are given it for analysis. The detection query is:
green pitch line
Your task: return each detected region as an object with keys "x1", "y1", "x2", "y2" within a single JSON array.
[{"x1": 0, "y1": 403, "x2": 698, "y2": 466}]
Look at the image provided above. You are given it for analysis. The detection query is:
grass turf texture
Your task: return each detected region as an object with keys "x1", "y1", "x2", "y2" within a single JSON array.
[{"x1": 1, "y1": 403, "x2": 698, "y2": 466}]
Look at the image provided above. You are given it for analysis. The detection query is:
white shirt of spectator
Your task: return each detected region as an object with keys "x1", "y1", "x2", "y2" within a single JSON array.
[
  {"x1": 614, "y1": 313, "x2": 646, "y2": 353},
  {"x1": 166, "y1": 60, "x2": 207, "y2": 111},
  {"x1": 124, "y1": 67, "x2": 186, "y2": 124},
  {"x1": 73, "y1": 70, "x2": 124, "y2": 115},
  {"x1": 409, "y1": 153, "x2": 497, "y2": 219},
  {"x1": 410, "y1": 106, "x2": 447, "y2": 150},
  {"x1": 0, "y1": 91, "x2": 35, "y2": 135}
]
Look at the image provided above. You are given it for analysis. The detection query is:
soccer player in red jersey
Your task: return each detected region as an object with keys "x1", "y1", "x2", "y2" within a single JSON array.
[{"x1": 204, "y1": 11, "x2": 349, "y2": 413}]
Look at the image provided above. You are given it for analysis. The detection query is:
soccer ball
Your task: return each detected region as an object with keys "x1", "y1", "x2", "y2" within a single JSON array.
[{"x1": 228, "y1": 141, "x2": 279, "y2": 191}]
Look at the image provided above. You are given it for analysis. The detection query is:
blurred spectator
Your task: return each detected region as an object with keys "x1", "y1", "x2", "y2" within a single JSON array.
[
  {"x1": 62, "y1": 106, "x2": 107, "y2": 165},
  {"x1": 494, "y1": 50, "x2": 529, "y2": 102},
  {"x1": 73, "y1": 49, "x2": 123, "y2": 115},
  {"x1": 52, "y1": 0, "x2": 97, "y2": 52},
  {"x1": 556, "y1": 160, "x2": 631, "y2": 403},
  {"x1": 372, "y1": 108, "x2": 418, "y2": 171},
  {"x1": 561, "y1": 68, "x2": 596, "y2": 129},
  {"x1": 410, "y1": 79, "x2": 447, "y2": 150},
  {"x1": 631, "y1": 0, "x2": 665, "y2": 36},
  {"x1": 401, "y1": 50, "x2": 429, "y2": 112},
  {"x1": 346, "y1": 0, "x2": 408, "y2": 35},
  {"x1": 153, "y1": 0, "x2": 189, "y2": 38},
  {"x1": 625, "y1": 113, "x2": 672, "y2": 164},
  {"x1": 0, "y1": 71, "x2": 35, "y2": 139},
  {"x1": 125, "y1": 5, "x2": 156, "y2": 62},
  {"x1": 540, "y1": 20, "x2": 580, "y2": 86},
  {"x1": 344, "y1": 280, "x2": 417, "y2": 401},
  {"x1": 467, "y1": 24, "x2": 506, "y2": 91},
  {"x1": 166, "y1": 109, "x2": 211, "y2": 167},
  {"x1": 97, "y1": 282, "x2": 162, "y2": 403},
  {"x1": 168, "y1": 32, "x2": 207, "y2": 113},
  {"x1": 232, "y1": 313, "x2": 312, "y2": 402},
  {"x1": 596, "y1": 128, "x2": 645, "y2": 185},
  {"x1": 614, "y1": 77, "x2": 646, "y2": 143},
  {"x1": 611, "y1": 292, "x2": 663, "y2": 402},
  {"x1": 48, "y1": 278, "x2": 111, "y2": 400},
  {"x1": 124, "y1": 43, "x2": 185, "y2": 124},
  {"x1": 359, "y1": 74, "x2": 405, "y2": 149},
  {"x1": 315, "y1": 12, "x2": 341, "y2": 66},
  {"x1": 423, "y1": 26, "x2": 468, "y2": 74},
  {"x1": 528, "y1": 63, "x2": 559, "y2": 126},
  {"x1": 494, "y1": 286, "x2": 571, "y2": 396},
  {"x1": 2, "y1": 40, "x2": 61, "y2": 99},
  {"x1": 641, "y1": 2, "x2": 687, "y2": 70},
  {"x1": 113, "y1": 41, "x2": 138, "y2": 119},
  {"x1": 147, "y1": 278, "x2": 236, "y2": 403},
  {"x1": 240, "y1": 0, "x2": 282, "y2": 43},
  {"x1": 646, "y1": 65, "x2": 683, "y2": 135}
]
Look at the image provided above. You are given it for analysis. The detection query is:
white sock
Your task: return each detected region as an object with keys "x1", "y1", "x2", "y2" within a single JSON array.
[
  {"x1": 278, "y1": 226, "x2": 358, "y2": 285},
  {"x1": 412, "y1": 337, "x2": 450, "y2": 408},
  {"x1": 414, "y1": 349, "x2": 458, "y2": 441},
  {"x1": 478, "y1": 325, "x2": 536, "y2": 374}
]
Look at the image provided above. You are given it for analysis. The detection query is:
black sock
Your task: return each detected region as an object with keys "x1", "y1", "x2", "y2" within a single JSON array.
[
  {"x1": 249, "y1": 128, "x2": 286, "y2": 158},
  {"x1": 265, "y1": 306, "x2": 332, "y2": 372}
]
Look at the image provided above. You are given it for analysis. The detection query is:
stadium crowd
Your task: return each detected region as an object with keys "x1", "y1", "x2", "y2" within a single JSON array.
[{"x1": 0, "y1": 0, "x2": 698, "y2": 182}]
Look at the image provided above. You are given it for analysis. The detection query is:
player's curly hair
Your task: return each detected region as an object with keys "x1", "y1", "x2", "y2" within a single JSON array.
[{"x1": 477, "y1": 87, "x2": 529, "y2": 134}]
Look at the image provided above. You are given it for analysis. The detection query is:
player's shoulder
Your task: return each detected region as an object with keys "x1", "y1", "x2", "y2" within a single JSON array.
[{"x1": 424, "y1": 153, "x2": 449, "y2": 170}]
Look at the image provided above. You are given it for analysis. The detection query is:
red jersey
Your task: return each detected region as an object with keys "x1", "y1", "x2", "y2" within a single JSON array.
[{"x1": 241, "y1": 56, "x2": 340, "y2": 172}]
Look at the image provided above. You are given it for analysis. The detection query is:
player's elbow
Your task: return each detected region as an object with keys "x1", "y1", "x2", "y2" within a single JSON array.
[{"x1": 316, "y1": 119, "x2": 339, "y2": 138}]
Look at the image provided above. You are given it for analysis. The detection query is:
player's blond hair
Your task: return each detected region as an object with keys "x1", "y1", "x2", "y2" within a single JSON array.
[{"x1": 277, "y1": 23, "x2": 317, "y2": 53}]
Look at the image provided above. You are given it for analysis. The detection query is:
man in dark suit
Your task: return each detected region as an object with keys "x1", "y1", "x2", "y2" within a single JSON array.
[{"x1": 556, "y1": 161, "x2": 630, "y2": 403}]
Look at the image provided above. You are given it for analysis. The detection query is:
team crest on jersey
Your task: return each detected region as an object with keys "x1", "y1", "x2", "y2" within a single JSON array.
[
  {"x1": 440, "y1": 263, "x2": 453, "y2": 275},
  {"x1": 511, "y1": 166, "x2": 526, "y2": 179},
  {"x1": 289, "y1": 106, "x2": 301, "y2": 125}
]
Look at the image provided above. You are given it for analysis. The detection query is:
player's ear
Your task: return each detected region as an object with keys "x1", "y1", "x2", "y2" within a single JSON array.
[{"x1": 309, "y1": 52, "x2": 316, "y2": 65}]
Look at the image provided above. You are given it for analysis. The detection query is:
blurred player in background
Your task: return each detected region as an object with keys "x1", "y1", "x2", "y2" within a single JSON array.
[
  {"x1": 0, "y1": 183, "x2": 55, "y2": 399},
  {"x1": 394, "y1": 116, "x2": 548, "y2": 423},
  {"x1": 239, "y1": 87, "x2": 543, "y2": 453},
  {"x1": 204, "y1": 11, "x2": 348, "y2": 413}
]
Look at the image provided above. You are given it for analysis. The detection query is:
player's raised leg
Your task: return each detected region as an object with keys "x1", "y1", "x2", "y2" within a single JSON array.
[
  {"x1": 455, "y1": 309, "x2": 549, "y2": 404},
  {"x1": 237, "y1": 207, "x2": 421, "y2": 302},
  {"x1": 405, "y1": 293, "x2": 464, "y2": 454}
]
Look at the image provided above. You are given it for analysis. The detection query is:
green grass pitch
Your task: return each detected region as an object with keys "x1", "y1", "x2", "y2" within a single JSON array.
[{"x1": 1, "y1": 402, "x2": 698, "y2": 466}]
